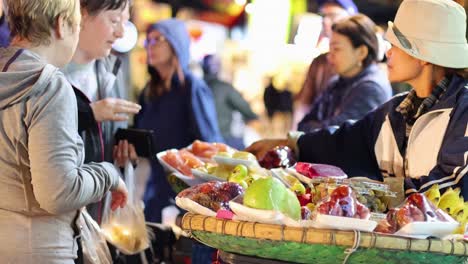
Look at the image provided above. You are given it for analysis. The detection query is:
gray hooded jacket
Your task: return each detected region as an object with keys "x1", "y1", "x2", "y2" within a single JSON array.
[{"x1": 0, "y1": 47, "x2": 120, "y2": 263}]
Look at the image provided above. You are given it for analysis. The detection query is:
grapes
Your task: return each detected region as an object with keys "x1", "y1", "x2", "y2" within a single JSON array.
[{"x1": 228, "y1": 164, "x2": 250, "y2": 189}]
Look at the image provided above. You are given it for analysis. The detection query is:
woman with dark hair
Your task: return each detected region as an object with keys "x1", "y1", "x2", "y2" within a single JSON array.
[
  {"x1": 62, "y1": 0, "x2": 141, "y2": 225},
  {"x1": 298, "y1": 14, "x2": 392, "y2": 132},
  {"x1": 134, "y1": 19, "x2": 222, "y2": 223},
  {"x1": 247, "y1": 0, "x2": 468, "y2": 203},
  {"x1": 292, "y1": 53, "x2": 333, "y2": 129}
]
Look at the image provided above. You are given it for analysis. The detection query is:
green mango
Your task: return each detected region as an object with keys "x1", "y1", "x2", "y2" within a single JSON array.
[
  {"x1": 244, "y1": 177, "x2": 300, "y2": 220},
  {"x1": 282, "y1": 188, "x2": 301, "y2": 220}
]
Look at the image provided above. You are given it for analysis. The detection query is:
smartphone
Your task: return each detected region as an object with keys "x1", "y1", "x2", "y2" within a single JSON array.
[{"x1": 114, "y1": 128, "x2": 156, "y2": 159}]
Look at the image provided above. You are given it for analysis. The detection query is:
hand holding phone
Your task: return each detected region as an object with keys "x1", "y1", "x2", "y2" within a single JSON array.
[{"x1": 114, "y1": 128, "x2": 156, "y2": 159}]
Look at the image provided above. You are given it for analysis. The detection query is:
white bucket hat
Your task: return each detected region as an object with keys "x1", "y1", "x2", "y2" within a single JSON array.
[{"x1": 385, "y1": 0, "x2": 468, "y2": 68}]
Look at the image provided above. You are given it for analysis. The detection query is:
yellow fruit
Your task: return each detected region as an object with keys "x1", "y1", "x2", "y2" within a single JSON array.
[
  {"x1": 438, "y1": 187, "x2": 464, "y2": 216},
  {"x1": 453, "y1": 202, "x2": 468, "y2": 223},
  {"x1": 217, "y1": 151, "x2": 233, "y2": 158},
  {"x1": 454, "y1": 220, "x2": 467, "y2": 235},
  {"x1": 232, "y1": 151, "x2": 257, "y2": 161},
  {"x1": 424, "y1": 184, "x2": 441, "y2": 207}
]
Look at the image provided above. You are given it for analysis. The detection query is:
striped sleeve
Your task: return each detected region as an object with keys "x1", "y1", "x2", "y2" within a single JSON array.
[{"x1": 404, "y1": 94, "x2": 468, "y2": 198}]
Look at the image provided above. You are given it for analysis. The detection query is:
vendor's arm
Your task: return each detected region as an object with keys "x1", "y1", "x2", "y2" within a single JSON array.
[{"x1": 28, "y1": 75, "x2": 122, "y2": 214}]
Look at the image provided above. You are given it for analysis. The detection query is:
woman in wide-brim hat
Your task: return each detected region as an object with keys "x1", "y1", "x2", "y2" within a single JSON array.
[{"x1": 246, "y1": 0, "x2": 468, "y2": 202}]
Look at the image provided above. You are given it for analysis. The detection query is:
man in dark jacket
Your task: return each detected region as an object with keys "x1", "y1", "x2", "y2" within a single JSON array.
[{"x1": 202, "y1": 54, "x2": 258, "y2": 149}]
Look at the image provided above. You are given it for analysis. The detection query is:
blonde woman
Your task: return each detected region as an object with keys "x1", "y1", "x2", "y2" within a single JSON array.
[{"x1": 0, "y1": 0, "x2": 127, "y2": 263}]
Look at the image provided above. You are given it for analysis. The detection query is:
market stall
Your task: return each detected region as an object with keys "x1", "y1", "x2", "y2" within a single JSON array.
[{"x1": 157, "y1": 140, "x2": 468, "y2": 264}]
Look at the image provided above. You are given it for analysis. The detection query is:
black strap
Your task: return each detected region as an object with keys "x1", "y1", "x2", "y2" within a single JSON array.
[{"x1": 2, "y1": 48, "x2": 24, "y2": 72}]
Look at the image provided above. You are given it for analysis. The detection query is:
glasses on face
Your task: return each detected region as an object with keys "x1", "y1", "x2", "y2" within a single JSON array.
[
  {"x1": 318, "y1": 11, "x2": 344, "y2": 21},
  {"x1": 144, "y1": 35, "x2": 167, "y2": 48}
]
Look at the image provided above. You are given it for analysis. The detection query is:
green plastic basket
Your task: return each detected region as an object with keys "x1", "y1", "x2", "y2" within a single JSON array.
[{"x1": 182, "y1": 213, "x2": 468, "y2": 264}]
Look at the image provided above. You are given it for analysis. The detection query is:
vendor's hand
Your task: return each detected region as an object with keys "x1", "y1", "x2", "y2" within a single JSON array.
[
  {"x1": 111, "y1": 177, "x2": 128, "y2": 211},
  {"x1": 245, "y1": 139, "x2": 289, "y2": 160},
  {"x1": 91, "y1": 98, "x2": 141, "y2": 122},
  {"x1": 113, "y1": 140, "x2": 138, "y2": 168}
]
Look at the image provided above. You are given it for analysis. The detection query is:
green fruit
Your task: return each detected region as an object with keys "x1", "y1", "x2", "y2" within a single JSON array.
[
  {"x1": 229, "y1": 173, "x2": 248, "y2": 185},
  {"x1": 290, "y1": 182, "x2": 306, "y2": 195},
  {"x1": 213, "y1": 165, "x2": 232, "y2": 179},
  {"x1": 232, "y1": 151, "x2": 256, "y2": 161},
  {"x1": 283, "y1": 189, "x2": 301, "y2": 220},
  {"x1": 244, "y1": 177, "x2": 300, "y2": 220},
  {"x1": 230, "y1": 164, "x2": 249, "y2": 179},
  {"x1": 244, "y1": 177, "x2": 284, "y2": 211}
]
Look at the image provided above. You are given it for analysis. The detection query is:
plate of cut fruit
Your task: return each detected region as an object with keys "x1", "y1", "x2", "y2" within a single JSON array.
[
  {"x1": 185, "y1": 140, "x2": 236, "y2": 162},
  {"x1": 157, "y1": 149, "x2": 205, "y2": 186},
  {"x1": 191, "y1": 166, "x2": 228, "y2": 182},
  {"x1": 176, "y1": 181, "x2": 245, "y2": 217}
]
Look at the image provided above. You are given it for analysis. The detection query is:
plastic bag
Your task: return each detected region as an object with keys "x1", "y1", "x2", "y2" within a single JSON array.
[
  {"x1": 315, "y1": 185, "x2": 370, "y2": 220},
  {"x1": 79, "y1": 209, "x2": 112, "y2": 264},
  {"x1": 101, "y1": 162, "x2": 150, "y2": 255},
  {"x1": 374, "y1": 193, "x2": 457, "y2": 238}
]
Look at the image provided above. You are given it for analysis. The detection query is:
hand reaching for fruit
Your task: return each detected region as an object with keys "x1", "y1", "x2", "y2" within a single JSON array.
[{"x1": 245, "y1": 139, "x2": 290, "y2": 160}]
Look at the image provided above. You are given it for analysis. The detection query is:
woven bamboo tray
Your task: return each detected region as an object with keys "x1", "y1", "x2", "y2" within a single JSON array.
[{"x1": 182, "y1": 213, "x2": 468, "y2": 264}]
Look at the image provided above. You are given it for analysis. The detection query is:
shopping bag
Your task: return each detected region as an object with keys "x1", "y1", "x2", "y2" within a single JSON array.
[
  {"x1": 79, "y1": 208, "x2": 112, "y2": 264},
  {"x1": 101, "y1": 162, "x2": 151, "y2": 255}
]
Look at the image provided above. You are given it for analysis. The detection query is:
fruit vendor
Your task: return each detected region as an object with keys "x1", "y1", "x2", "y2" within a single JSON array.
[{"x1": 247, "y1": 0, "x2": 468, "y2": 203}]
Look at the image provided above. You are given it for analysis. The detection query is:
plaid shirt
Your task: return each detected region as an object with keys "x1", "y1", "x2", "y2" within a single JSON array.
[{"x1": 396, "y1": 77, "x2": 450, "y2": 137}]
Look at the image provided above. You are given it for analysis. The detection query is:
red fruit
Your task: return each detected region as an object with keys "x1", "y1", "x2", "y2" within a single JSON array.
[
  {"x1": 408, "y1": 204, "x2": 425, "y2": 222},
  {"x1": 329, "y1": 201, "x2": 344, "y2": 216},
  {"x1": 355, "y1": 202, "x2": 370, "y2": 219},
  {"x1": 259, "y1": 146, "x2": 296, "y2": 169},
  {"x1": 297, "y1": 193, "x2": 312, "y2": 206},
  {"x1": 199, "y1": 182, "x2": 215, "y2": 194},
  {"x1": 295, "y1": 162, "x2": 346, "y2": 179},
  {"x1": 331, "y1": 186, "x2": 352, "y2": 199},
  {"x1": 317, "y1": 202, "x2": 332, "y2": 215},
  {"x1": 396, "y1": 205, "x2": 413, "y2": 227}
]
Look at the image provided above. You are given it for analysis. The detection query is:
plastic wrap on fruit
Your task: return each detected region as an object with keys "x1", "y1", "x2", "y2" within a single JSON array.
[
  {"x1": 259, "y1": 146, "x2": 296, "y2": 169},
  {"x1": 374, "y1": 208, "x2": 398, "y2": 234},
  {"x1": 301, "y1": 206, "x2": 312, "y2": 220},
  {"x1": 177, "y1": 181, "x2": 244, "y2": 212},
  {"x1": 315, "y1": 186, "x2": 370, "y2": 219},
  {"x1": 406, "y1": 192, "x2": 441, "y2": 221},
  {"x1": 375, "y1": 193, "x2": 454, "y2": 234},
  {"x1": 295, "y1": 162, "x2": 347, "y2": 179}
]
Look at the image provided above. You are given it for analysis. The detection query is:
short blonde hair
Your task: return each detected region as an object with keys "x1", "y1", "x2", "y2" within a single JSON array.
[{"x1": 6, "y1": 0, "x2": 80, "y2": 45}]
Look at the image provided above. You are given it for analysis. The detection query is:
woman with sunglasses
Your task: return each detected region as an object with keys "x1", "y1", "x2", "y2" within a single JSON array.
[
  {"x1": 247, "y1": 0, "x2": 468, "y2": 203},
  {"x1": 134, "y1": 19, "x2": 222, "y2": 223}
]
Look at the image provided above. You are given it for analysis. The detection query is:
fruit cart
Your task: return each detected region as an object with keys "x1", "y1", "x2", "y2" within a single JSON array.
[{"x1": 181, "y1": 213, "x2": 468, "y2": 264}]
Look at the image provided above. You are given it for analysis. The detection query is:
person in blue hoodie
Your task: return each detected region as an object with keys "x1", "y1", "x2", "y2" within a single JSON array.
[
  {"x1": 134, "y1": 19, "x2": 223, "y2": 223},
  {"x1": 247, "y1": 0, "x2": 468, "y2": 204},
  {"x1": 0, "y1": 1, "x2": 10, "y2": 48}
]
